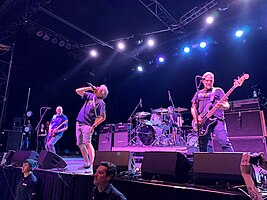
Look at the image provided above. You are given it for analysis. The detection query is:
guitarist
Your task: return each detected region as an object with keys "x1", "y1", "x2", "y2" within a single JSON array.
[
  {"x1": 191, "y1": 72, "x2": 233, "y2": 152},
  {"x1": 45, "y1": 106, "x2": 68, "y2": 154}
]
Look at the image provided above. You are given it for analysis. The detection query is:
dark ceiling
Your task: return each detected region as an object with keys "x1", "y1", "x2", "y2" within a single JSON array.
[{"x1": 0, "y1": 0, "x2": 267, "y2": 150}]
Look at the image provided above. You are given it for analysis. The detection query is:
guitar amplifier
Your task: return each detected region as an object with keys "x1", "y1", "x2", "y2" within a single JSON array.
[
  {"x1": 227, "y1": 98, "x2": 260, "y2": 112},
  {"x1": 115, "y1": 123, "x2": 129, "y2": 132},
  {"x1": 100, "y1": 124, "x2": 115, "y2": 133}
]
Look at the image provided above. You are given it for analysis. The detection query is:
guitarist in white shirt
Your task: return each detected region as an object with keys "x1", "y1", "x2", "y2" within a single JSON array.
[
  {"x1": 191, "y1": 72, "x2": 234, "y2": 152},
  {"x1": 45, "y1": 106, "x2": 68, "y2": 154}
]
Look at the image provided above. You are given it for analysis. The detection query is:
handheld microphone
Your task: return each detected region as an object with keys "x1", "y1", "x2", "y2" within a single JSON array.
[
  {"x1": 140, "y1": 98, "x2": 142, "y2": 107},
  {"x1": 87, "y1": 82, "x2": 97, "y2": 91}
]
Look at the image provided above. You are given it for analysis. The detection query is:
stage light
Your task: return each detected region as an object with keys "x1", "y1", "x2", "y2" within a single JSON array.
[
  {"x1": 206, "y1": 16, "x2": 214, "y2": 24},
  {"x1": 235, "y1": 30, "x2": 244, "y2": 38},
  {"x1": 59, "y1": 40, "x2": 65, "y2": 47},
  {"x1": 51, "y1": 37, "x2": 58, "y2": 44},
  {"x1": 117, "y1": 41, "x2": 125, "y2": 50},
  {"x1": 26, "y1": 111, "x2": 33, "y2": 117},
  {"x1": 158, "y1": 56, "x2": 165, "y2": 63},
  {"x1": 199, "y1": 42, "x2": 207, "y2": 48},
  {"x1": 36, "y1": 31, "x2": 43, "y2": 37},
  {"x1": 65, "y1": 43, "x2": 71, "y2": 49},
  {"x1": 137, "y1": 65, "x2": 143, "y2": 72},
  {"x1": 90, "y1": 49, "x2": 98, "y2": 57},
  {"x1": 43, "y1": 34, "x2": 50, "y2": 41},
  {"x1": 147, "y1": 39, "x2": 155, "y2": 47},
  {"x1": 183, "y1": 47, "x2": 190, "y2": 53}
]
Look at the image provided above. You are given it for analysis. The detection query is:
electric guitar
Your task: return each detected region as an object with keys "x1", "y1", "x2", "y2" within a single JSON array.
[
  {"x1": 192, "y1": 73, "x2": 249, "y2": 136},
  {"x1": 47, "y1": 119, "x2": 68, "y2": 138}
]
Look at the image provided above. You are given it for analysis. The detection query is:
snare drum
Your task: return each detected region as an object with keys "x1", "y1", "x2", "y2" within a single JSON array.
[{"x1": 138, "y1": 125, "x2": 162, "y2": 146}]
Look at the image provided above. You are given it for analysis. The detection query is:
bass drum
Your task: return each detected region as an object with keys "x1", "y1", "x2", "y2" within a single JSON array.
[
  {"x1": 138, "y1": 125, "x2": 162, "y2": 146},
  {"x1": 187, "y1": 132, "x2": 198, "y2": 147}
]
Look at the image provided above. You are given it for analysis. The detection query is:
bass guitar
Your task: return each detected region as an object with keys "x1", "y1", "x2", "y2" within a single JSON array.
[
  {"x1": 47, "y1": 119, "x2": 68, "y2": 139},
  {"x1": 192, "y1": 73, "x2": 249, "y2": 136}
]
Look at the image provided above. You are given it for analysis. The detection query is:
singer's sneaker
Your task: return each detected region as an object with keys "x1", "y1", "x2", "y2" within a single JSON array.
[{"x1": 78, "y1": 164, "x2": 91, "y2": 170}]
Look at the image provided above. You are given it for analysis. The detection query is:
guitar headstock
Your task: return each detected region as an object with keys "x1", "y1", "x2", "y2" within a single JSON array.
[{"x1": 233, "y1": 73, "x2": 250, "y2": 88}]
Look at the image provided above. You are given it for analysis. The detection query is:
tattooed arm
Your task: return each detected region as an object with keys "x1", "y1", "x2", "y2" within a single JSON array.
[{"x1": 240, "y1": 153, "x2": 263, "y2": 200}]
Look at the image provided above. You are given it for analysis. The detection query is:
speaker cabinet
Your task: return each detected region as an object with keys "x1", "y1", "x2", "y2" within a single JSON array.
[
  {"x1": 225, "y1": 110, "x2": 267, "y2": 137},
  {"x1": 94, "y1": 151, "x2": 134, "y2": 172},
  {"x1": 113, "y1": 131, "x2": 129, "y2": 147},
  {"x1": 37, "y1": 150, "x2": 67, "y2": 169},
  {"x1": 6, "y1": 131, "x2": 23, "y2": 151},
  {"x1": 11, "y1": 150, "x2": 39, "y2": 164},
  {"x1": 213, "y1": 136, "x2": 267, "y2": 154},
  {"x1": 98, "y1": 132, "x2": 113, "y2": 151},
  {"x1": 141, "y1": 152, "x2": 192, "y2": 183},
  {"x1": 193, "y1": 152, "x2": 249, "y2": 185}
]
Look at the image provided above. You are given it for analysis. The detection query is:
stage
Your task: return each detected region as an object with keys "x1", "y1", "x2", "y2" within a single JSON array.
[{"x1": 0, "y1": 153, "x2": 252, "y2": 200}]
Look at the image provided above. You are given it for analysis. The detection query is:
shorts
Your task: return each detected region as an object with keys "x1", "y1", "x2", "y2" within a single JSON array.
[{"x1": 76, "y1": 122, "x2": 92, "y2": 145}]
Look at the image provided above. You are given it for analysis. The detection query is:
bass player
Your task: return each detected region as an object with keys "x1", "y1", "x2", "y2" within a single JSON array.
[
  {"x1": 45, "y1": 106, "x2": 68, "y2": 154},
  {"x1": 191, "y1": 72, "x2": 234, "y2": 152}
]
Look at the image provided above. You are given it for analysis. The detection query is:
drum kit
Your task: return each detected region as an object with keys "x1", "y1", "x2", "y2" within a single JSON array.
[{"x1": 129, "y1": 107, "x2": 198, "y2": 147}]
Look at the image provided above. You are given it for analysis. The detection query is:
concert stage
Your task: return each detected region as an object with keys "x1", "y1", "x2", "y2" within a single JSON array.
[{"x1": 0, "y1": 154, "x2": 251, "y2": 200}]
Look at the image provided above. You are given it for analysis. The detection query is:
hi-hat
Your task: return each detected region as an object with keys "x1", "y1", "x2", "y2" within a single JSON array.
[
  {"x1": 154, "y1": 107, "x2": 168, "y2": 113},
  {"x1": 174, "y1": 107, "x2": 188, "y2": 112},
  {"x1": 135, "y1": 111, "x2": 151, "y2": 118}
]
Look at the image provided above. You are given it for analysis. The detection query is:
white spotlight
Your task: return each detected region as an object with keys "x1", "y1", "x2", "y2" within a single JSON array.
[
  {"x1": 183, "y1": 47, "x2": 190, "y2": 53},
  {"x1": 137, "y1": 65, "x2": 143, "y2": 72},
  {"x1": 147, "y1": 39, "x2": 155, "y2": 47},
  {"x1": 206, "y1": 16, "x2": 214, "y2": 24},
  {"x1": 235, "y1": 30, "x2": 244, "y2": 38},
  {"x1": 199, "y1": 42, "x2": 207, "y2": 48},
  {"x1": 90, "y1": 49, "x2": 98, "y2": 57},
  {"x1": 117, "y1": 41, "x2": 125, "y2": 50}
]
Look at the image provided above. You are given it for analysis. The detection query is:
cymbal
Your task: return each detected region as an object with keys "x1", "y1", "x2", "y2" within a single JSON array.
[
  {"x1": 174, "y1": 107, "x2": 188, "y2": 112},
  {"x1": 154, "y1": 108, "x2": 168, "y2": 113},
  {"x1": 135, "y1": 111, "x2": 151, "y2": 118}
]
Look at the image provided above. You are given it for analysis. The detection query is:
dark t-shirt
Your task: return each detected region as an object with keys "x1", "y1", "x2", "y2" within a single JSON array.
[
  {"x1": 91, "y1": 184, "x2": 127, "y2": 200},
  {"x1": 15, "y1": 173, "x2": 38, "y2": 200},
  {"x1": 50, "y1": 114, "x2": 68, "y2": 136},
  {"x1": 191, "y1": 87, "x2": 226, "y2": 119},
  {"x1": 76, "y1": 92, "x2": 106, "y2": 126}
]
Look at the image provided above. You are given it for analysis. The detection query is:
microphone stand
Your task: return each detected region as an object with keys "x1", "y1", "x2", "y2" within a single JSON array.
[
  {"x1": 127, "y1": 99, "x2": 142, "y2": 146},
  {"x1": 35, "y1": 107, "x2": 50, "y2": 152}
]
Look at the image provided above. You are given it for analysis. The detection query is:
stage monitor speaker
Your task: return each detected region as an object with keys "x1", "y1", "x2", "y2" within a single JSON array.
[
  {"x1": 6, "y1": 131, "x2": 23, "y2": 151},
  {"x1": 225, "y1": 110, "x2": 267, "y2": 137},
  {"x1": 193, "y1": 152, "x2": 250, "y2": 185},
  {"x1": 37, "y1": 150, "x2": 67, "y2": 169},
  {"x1": 141, "y1": 152, "x2": 192, "y2": 183},
  {"x1": 213, "y1": 136, "x2": 267, "y2": 154},
  {"x1": 113, "y1": 131, "x2": 129, "y2": 147},
  {"x1": 98, "y1": 132, "x2": 113, "y2": 151},
  {"x1": 11, "y1": 150, "x2": 39, "y2": 164},
  {"x1": 94, "y1": 151, "x2": 134, "y2": 172}
]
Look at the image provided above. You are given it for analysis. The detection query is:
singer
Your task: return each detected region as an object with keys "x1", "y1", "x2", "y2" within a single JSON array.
[
  {"x1": 75, "y1": 83, "x2": 109, "y2": 171},
  {"x1": 45, "y1": 106, "x2": 68, "y2": 154},
  {"x1": 191, "y1": 72, "x2": 233, "y2": 152}
]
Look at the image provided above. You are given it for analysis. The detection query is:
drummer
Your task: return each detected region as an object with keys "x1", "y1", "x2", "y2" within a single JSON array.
[{"x1": 164, "y1": 106, "x2": 183, "y2": 145}]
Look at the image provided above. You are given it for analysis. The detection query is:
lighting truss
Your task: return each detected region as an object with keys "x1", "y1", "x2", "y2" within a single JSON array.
[{"x1": 139, "y1": 0, "x2": 178, "y2": 31}]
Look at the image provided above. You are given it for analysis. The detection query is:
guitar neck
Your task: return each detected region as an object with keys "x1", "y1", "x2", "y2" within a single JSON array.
[{"x1": 205, "y1": 86, "x2": 236, "y2": 119}]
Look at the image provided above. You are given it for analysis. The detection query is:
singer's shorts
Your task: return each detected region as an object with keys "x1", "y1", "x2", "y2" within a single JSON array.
[{"x1": 76, "y1": 122, "x2": 92, "y2": 145}]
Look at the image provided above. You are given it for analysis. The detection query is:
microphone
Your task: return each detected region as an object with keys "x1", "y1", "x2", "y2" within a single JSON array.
[
  {"x1": 87, "y1": 82, "x2": 97, "y2": 91},
  {"x1": 41, "y1": 107, "x2": 51, "y2": 109},
  {"x1": 140, "y1": 98, "x2": 142, "y2": 107},
  {"x1": 195, "y1": 75, "x2": 203, "y2": 78},
  {"x1": 168, "y1": 90, "x2": 171, "y2": 101}
]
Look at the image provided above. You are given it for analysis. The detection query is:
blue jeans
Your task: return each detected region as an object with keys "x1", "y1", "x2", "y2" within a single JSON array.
[
  {"x1": 199, "y1": 120, "x2": 234, "y2": 152},
  {"x1": 45, "y1": 135, "x2": 62, "y2": 154}
]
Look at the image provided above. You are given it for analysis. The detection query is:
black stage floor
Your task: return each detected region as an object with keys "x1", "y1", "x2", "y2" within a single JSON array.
[{"x1": 0, "y1": 155, "x2": 252, "y2": 200}]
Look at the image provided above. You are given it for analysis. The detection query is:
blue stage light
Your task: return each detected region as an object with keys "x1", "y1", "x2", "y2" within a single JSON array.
[
  {"x1": 184, "y1": 47, "x2": 190, "y2": 53},
  {"x1": 235, "y1": 30, "x2": 244, "y2": 38},
  {"x1": 199, "y1": 42, "x2": 207, "y2": 48}
]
